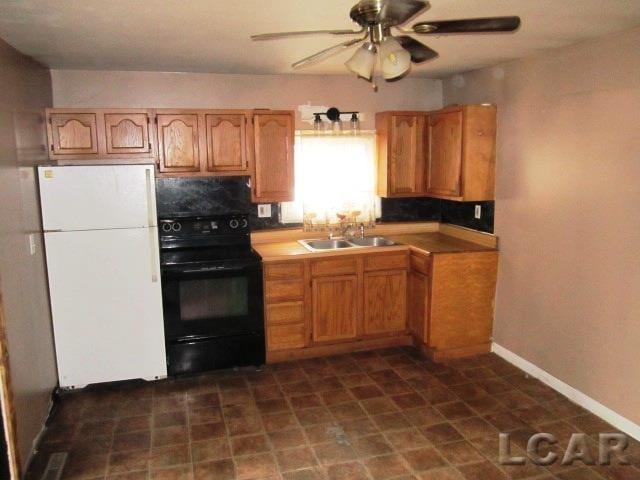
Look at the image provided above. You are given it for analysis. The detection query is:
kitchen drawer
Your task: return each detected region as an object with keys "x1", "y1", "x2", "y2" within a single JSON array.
[
  {"x1": 264, "y1": 261, "x2": 304, "y2": 279},
  {"x1": 268, "y1": 323, "x2": 306, "y2": 351},
  {"x1": 311, "y1": 256, "x2": 357, "y2": 277},
  {"x1": 266, "y1": 301, "x2": 304, "y2": 325},
  {"x1": 265, "y1": 279, "x2": 304, "y2": 303},
  {"x1": 364, "y1": 252, "x2": 408, "y2": 272},
  {"x1": 410, "y1": 253, "x2": 431, "y2": 275}
]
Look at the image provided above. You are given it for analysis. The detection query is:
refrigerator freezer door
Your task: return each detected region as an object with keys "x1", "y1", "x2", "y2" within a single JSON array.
[
  {"x1": 38, "y1": 165, "x2": 157, "y2": 231},
  {"x1": 45, "y1": 227, "x2": 166, "y2": 387}
]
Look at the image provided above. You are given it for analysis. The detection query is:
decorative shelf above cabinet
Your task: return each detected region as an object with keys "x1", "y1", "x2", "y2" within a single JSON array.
[
  {"x1": 376, "y1": 104, "x2": 496, "y2": 201},
  {"x1": 46, "y1": 109, "x2": 154, "y2": 160}
]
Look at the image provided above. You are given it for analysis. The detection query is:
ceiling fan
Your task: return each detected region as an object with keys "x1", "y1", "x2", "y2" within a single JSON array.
[{"x1": 251, "y1": 0, "x2": 520, "y2": 86}]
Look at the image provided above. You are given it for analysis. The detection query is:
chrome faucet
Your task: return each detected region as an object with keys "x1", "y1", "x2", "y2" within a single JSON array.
[{"x1": 358, "y1": 223, "x2": 365, "y2": 238}]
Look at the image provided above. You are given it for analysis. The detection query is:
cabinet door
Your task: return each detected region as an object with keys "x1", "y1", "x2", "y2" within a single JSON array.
[
  {"x1": 48, "y1": 112, "x2": 99, "y2": 156},
  {"x1": 157, "y1": 113, "x2": 201, "y2": 173},
  {"x1": 427, "y1": 110, "x2": 463, "y2": 197},
  {"x1": 389, "y1": 114, "x2": 426, "y2": 195},
  {"x1": 252, "y1": 113, "x2": 294, "y2": 202},
  {"x1": 205, "y1": 114, "x2": 248, "y2": 173},
  {"x1": 363, "y1": 270, "x2": 407, "y2": 335},
  {"x1": 312, "y1": 275, "x2": 358, "y2": 343},
  {"x1": 104, "y1": 112, "x2": 152, "y2": 155},
  {"x1": 408, "y1": 270, "x2": 428, "y2": 343}
]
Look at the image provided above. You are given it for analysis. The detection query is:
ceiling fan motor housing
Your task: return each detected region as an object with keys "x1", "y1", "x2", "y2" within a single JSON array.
[{"x1": 350, "y1": 0, "x2": 428, "y2": 28}]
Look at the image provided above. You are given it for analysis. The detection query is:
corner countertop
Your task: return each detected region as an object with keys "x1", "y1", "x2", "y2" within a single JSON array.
[{"x1": 252, "y1": 231, "x2": 496, "y2": 262}]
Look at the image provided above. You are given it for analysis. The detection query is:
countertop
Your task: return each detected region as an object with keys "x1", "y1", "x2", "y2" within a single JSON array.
[{"x1": 253, "y1": 231, "x2": 496, "y2": 262}]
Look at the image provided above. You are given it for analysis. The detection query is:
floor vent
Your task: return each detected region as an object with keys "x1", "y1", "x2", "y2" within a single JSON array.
[{"x1": 40, "y1": 452, "x2": 67, "y2": 480}]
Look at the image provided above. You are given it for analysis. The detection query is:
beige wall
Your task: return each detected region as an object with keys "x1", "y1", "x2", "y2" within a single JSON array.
[
  {"x1": 50, "y1": 70, "x2": 443, "y2": 129},
  {"x1": 0, "y1": 39, "x2": 56, "y2": 467},
  {"x1": 443, "y1": 26, "x2": 640, "y2": 424}
]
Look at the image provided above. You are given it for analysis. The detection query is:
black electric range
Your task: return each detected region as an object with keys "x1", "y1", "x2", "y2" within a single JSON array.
[{"x1": 159, "y1": 214, "x2": 264, "y2": 375}]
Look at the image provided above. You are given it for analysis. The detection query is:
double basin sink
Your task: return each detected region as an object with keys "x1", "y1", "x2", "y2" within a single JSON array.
[{"x1": 299, "y1": 236, "x2": 396, "y2": 252}]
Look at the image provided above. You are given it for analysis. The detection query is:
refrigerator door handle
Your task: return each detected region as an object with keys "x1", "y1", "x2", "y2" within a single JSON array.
[
  {"x1": 145, "y1": 168, "x2": 154, "y2": 228},
  {"x1": 149, "y1": 227, "x2": 159, "y2": 283}
]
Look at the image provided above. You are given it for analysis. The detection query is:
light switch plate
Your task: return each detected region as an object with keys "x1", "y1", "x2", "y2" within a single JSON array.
[
  {"x1": 474, "y1": 205, "x2": 482, "y2": 219},
  {"x1": 257, "y1": 204, "x2": 272, "y2": 218}
]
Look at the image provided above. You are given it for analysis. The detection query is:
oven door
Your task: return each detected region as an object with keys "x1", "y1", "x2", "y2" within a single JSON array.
[{"x1": 161, "y1": 261, "x2": 263, "y2": 342}]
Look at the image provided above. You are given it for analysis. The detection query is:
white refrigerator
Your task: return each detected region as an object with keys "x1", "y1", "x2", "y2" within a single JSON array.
[{"x1": 38, "y1": 165, "x2": 167, "y2": 388}]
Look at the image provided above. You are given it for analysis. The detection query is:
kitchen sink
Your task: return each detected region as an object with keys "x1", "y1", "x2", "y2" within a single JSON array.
[
  {"x1": 348, "y1": 236, "x2": 396, "y2": 247},
  {"x1": 300, "y1": 239, "x2": 353, "y2": 250},
  {"x1": 299, "y1": 236, "x2": 397, "y2": 252}
]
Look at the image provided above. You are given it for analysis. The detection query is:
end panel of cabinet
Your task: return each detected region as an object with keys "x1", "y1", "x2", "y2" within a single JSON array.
[
  {"x1": 429, "y1": 251, "x2": 498, "y2": 351},
  {"x1": 251, "y1": 112, "x2": 295, "y2": 203},
  {"x1": 375, "y1": 113, "x2": 390, "y2": 197},
  {"x1": 461, "y1": 105, "x2": 496, "y2": 201}
]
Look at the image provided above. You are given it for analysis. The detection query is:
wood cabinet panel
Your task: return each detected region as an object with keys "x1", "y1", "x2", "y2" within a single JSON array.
[
  {"x1": 364, "y1": 253, "x2": 408, "y2": 272},
  {"x1": 408, "y1": 270, "x2": 428, "y2": 343},
  {"x1": 410, "y1": 252, "x2": 430, "y2": 275},
  {"x1": 389, "y1": 114, "x2": 426, "y2": 195},
  {"x1": 252, "y1": 112, "x2": 294, "y2": 202},
  {"x1": 48, "y1": 112, "x2": 99, "y2": 156},
  {"x1": 427, "y1": 110, "x2": 463, "y2": 197},
  {"x1": 363, "y1": 270, "x2": 407, "y2": 335},
  {"x1": 311, "y1": 257, "x2": 357, "y2": 277},
  {"x1": 157, "y1": 113, "x2": 201, "y2": 173},
  {"x1": 312, "y1": 275, "x2": 358, "y2": 343},
  {"x1": 264, "y1": 262, "x2": 304, "y2": 280},
  {"x1": 268, "y1": 323, "x2": 306, "y2": 351},
  {"x1": 205, "y1": 113, "x2": 248, "y2": 173},
  {"x1": 429, "y1": 252, "x2": 498, "y2": 351},
  {"x1": 266, "y1": 302, "x2": 304, "y2": 325},
  {"x1": 265, "y1": 279, "x2": 304, "y2": 303},
  {"x1": 104, "y1": 112, "x2": 151, "y2": 154},
  {"x1": 376, "y1": 112, "x2": 428, "y2": 198}
]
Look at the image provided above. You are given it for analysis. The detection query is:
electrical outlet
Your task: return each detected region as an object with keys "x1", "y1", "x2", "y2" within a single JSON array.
[
  {"x1": 474, "y1": 205, "x2": 482, "y2": 219},
  {"x1": 28, "y1": 234, "x2": 37, "y2": 255},
  {"x1": 257, "y1": 204, "x2": 272, "y2": 218}
]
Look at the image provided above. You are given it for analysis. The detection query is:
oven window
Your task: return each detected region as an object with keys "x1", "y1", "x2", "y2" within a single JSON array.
[{"x1": 179, "y1": 277, "x2": 249, "y2": 321}]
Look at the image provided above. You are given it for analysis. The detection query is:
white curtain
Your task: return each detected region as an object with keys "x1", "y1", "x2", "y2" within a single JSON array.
[{"x1": 280, "y1": 133, "x2": 378, "y2": 231}]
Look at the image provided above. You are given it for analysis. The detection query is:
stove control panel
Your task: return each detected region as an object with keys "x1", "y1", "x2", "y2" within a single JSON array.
[{"x1": 159, "y1": 215, "x2": 250, "y2": 237}]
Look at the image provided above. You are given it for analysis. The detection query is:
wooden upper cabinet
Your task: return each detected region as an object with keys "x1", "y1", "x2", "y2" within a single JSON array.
[
  {"x1": 427, "y1": 105, "x2": 497, "y2": 201},
  {"x1": 376, "y1": 112, "x2": 427, "y2": 198},
  {"x1": 363, "y1": 270, "x2": 407, "y2": 336},
  {"x1": 156, "y1": 113, "x2": 201, "y2": 173},
  {"x1": 48, "y1": 112, "x2": 99, "y2": 157},
  {"x1": 377, "y1": 105, "x2": 496, "y2": 201},
  {"x1": 205, "y1": 113, "x2": 249, "y2": 173},
  {"x1": 46, "y1": 109, "x2": 155, "y2": 159},
  {"x1": 312, "y1": 275, "x2": 358, "y2": 343},
  {"x1": 252, "y1": 112, "x2": 294, "y2": 203},
  {"x1": 427, "y1": 109, "x2": 463, "y2": 198},
  {"x1": 104, "y1": 112, "x2": 151, "y2": 155}
]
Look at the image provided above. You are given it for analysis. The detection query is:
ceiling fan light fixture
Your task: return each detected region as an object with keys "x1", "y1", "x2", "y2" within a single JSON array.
[
  {"x1": 380, "y1": 37, "x2": 411, "y2": 80},
  {"x1": 345, "y1": 42, "x2": 377, "y2": 80}
]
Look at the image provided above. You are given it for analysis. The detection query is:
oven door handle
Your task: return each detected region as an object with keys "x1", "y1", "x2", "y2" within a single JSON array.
[{"x1": 177, "y1": 265, "x2": 251, "y2": 274}]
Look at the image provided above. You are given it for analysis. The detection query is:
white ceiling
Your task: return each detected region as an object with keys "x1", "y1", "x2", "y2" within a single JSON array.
[{"x1": 0, "y1": 0, "x2": 639, "y2": 78}]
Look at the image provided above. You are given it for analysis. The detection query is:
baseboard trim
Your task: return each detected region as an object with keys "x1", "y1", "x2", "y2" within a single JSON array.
[{"x1": 491, "y1": 342, "x2": 640, "y2": 441}]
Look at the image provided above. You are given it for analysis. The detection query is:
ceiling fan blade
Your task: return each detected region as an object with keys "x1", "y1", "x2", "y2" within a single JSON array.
[
  {"x1": 291, "y1": 37, "x2": 365, "y2": 69},
  {"x1": 395, "y1": 35, "x2": 438, "y2": 63},
  {"x1": 413, "y1": 16, "x2": 521, "y2": 34},
  {"x1": 251, "y1": 28, "x2": 364, "y2": 41}
]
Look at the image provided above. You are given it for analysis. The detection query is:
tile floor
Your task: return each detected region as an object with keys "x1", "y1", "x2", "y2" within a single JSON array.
[{"x1": 26, "y1": 347, "x2": 639, "y2": 480}]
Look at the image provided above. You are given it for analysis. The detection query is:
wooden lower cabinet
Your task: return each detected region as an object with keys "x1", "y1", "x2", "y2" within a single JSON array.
[
  {"x1": 408, "y1": 250, "x2": 499, "y2": 361},
  {"x1": 363, "y1": 270, "x2": 407, "y2": 335},
  {"x1": 312, "y1": 275, "x2": 358, "y2": 343}
]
